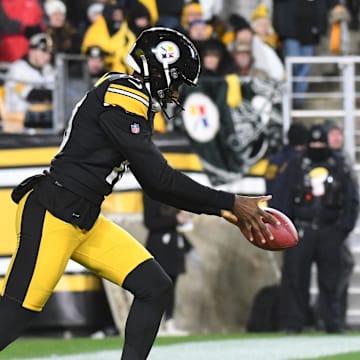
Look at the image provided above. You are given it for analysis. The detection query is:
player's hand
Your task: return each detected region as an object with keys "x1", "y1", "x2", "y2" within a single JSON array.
[{"x1": 221, "y1": 195, "x2": 279, "y2": 244}]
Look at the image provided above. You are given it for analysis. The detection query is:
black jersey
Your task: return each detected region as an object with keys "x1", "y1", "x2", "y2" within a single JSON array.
[
  {"x1": 50, "y1": 72, "x2": 150, "y2": 203},
  {"x1": 37, "y1": 72, "x2": 234, "y2": 229}
]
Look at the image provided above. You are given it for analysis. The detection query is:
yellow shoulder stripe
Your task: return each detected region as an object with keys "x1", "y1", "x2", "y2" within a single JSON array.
[{"x1": 105, "y1": 84, "x2": 149, "y2": 119}]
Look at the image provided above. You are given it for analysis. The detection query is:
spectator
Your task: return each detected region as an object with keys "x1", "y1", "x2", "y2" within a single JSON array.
[
  {"x1": 0, "y1": 0, "x2": 45, "y2": 62},
  {"x1": 127, "y1": 0, "x2": 151, "y2": 37},
  {"x1": 230, "y1": 41, "x2": 256, "y2": 77},
  {"x1": 324, "y1": 119, "x2": 358, "y2": 331},
  {"x1": 61, "y1": 0, "x2": 96, "y2": 30},
  {"x1": 44, "y1": 0, "x2": 80, "y2": 54},
  {"x1": 230, "y1": 39, "x2": 278, "y2": 83},
  {"x1": 273, "y1": 0, "x2": 334, "y2": 108},
  {"x1": 143, "y1": 192, "x2": 194, "y2": 335},
  {"x1": 328, "y1": 4, "x2": 351, "y2": 55},
  {"x1": 222, "y1": 0, "x2": 273, "y2": 22},
  {"x1": 77, "y1": 2, "x2": 105, "y2": 50},
  {"x1": 180, "y1": 1, "x2": 205, "y2": 34},
  {"x1": 265, "y1": 122, "x2": 309, "y2": 210},
  {"x1": 199, "y1": 38, "x2": 233, "y2": 77},
  {"x1": 187, "y1": 19, "x2": 213, "y2": 44},
  {"x1": 155, "y1": 0, "x2": 184, "y2": 30},
  {"x1": 85, "y1": 45, "x2": 109, "y2": 84},
  {"x1": 325, "y1": 119, "x2": 345, "y2": 154},
  {"x1": 4, "y1": 32, "x2": 55, "y2": 130},
  {"x1": 230, "y1": 14, "x2": 285, "y2": 82},
  {"x1": 198, "y1": 0, "x2": 223, "y2": 24},
  {"x1": 250, "y1": 3, "x2": 279, "y2": 52},
  {"x1": 277, "y1": 123, "x2": 359, "y2": 333},
  {"x1": 195, "y1": 0, "x2": 225, "y2": 41},
  {"x1": 136, "y1": 0, "x2": 157, "y2": 26},
  {"x1": 81, "y1": 1, "x2": 135, "y2": 73},
  {"x1": 87, "y1": 2, "x2": 104, "y2": 25},
  {"x1": 346, "y1": 0, "x2": 359, "y2": 30}
]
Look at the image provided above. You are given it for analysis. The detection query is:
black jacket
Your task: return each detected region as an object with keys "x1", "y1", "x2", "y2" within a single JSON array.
[
  {"x1": 273, "y1": 0, "x2": 337, "y2": 44},
  {"x1": 275, "y1": 149, "x2": 359, "y2": 233},
  {"x1": 143, "y1": 192, "x2": 192, "y2": 276}
]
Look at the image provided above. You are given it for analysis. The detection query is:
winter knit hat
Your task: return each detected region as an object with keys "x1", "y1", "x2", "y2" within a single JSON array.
[
  {"x1": 44, "y1": 0, "x2": 66, "y2": 16},
  {"x1": 308, "y1": 124, "x2": 328, "y2": 144},
  {"x1": 251, "y1": 4, "x2": 269, "y2": 21}
]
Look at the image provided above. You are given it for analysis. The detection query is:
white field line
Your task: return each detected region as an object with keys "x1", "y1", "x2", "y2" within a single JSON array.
[{"x1": 14, "y1": 335, "x2": 360, "y2": 360}]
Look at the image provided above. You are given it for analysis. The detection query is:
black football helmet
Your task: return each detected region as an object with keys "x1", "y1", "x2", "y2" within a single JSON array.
[{"x1": 126, "y1": 27, "x2": 200, "y2": 112}]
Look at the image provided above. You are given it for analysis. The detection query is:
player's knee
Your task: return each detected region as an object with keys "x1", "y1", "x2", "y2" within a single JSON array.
[
  {"x1": 123, "y1": 259, "x2": 173, "y2": 302},
  {"x1": 150, "y1": 267, "x2": 173, "y2": 303}
]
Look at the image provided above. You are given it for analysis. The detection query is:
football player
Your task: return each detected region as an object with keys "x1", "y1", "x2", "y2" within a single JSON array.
[{"x1": 0, "y1": 27, "x2": 277, "y2": 359}]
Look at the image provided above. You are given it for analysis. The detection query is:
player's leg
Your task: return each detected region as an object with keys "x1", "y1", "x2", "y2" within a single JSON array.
[
  {"x1": 0, "y1": 295, "x2": 39, "y2": 350},
  {"x1": 121, "y1": 259, "x2": 172, "y2": 359},
  {"x1": 0, "y1": 191, "x2": 82, "y2": 350},
  {"x1": 72, "y1": 215, "x2": 172, "y2": 360}
]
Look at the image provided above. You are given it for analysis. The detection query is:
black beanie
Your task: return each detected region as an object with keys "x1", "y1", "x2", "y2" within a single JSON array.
[
  {"x1": 308, "y1": 124, "x2": 328, "y2": 144},
  {"x1": 288, "y1": 123, "x2": 309, "y2": 146},
  {"x1": 229, "y1": 14, "x2": 252, "y2": 31}
]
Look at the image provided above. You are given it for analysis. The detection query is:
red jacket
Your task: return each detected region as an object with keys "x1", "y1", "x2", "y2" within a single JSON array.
[{"x1": 0, "y1": 0, "x2": 44, "y2": 62}]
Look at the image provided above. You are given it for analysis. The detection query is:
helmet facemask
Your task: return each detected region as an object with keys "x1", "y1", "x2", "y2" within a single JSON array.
[{"x1": 148, "y1": 65, "x2": 186, "y2": 117}]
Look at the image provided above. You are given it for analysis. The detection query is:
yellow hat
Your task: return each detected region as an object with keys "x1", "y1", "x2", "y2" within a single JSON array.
[
  {"x1": 182, "y1": 2, "x2": 203, "y2": 17},
  {"x1": 251, "y1": 3, "x2": 268, "y2": 21},
  {"x1": 181, "y1": 2, "x2": 203, "y2": 29}
]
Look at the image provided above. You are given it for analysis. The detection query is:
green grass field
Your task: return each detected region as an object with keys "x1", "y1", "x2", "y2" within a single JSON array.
[{"x1": 2, "y1": 333, "x2": 360, "y2": 360}]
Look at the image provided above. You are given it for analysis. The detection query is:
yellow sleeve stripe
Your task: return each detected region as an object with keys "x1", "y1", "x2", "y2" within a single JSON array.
[
  {"x1": 110, "y1": 84, "x2": 149, "y2": 104},
  {"x1": 105, "y1": 87, "x2": 149, "y2": 119}
]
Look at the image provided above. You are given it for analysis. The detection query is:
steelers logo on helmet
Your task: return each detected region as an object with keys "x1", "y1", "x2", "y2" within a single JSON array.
[{"x1": 155, "y1": 41, "x2": 180, "y2": 65}]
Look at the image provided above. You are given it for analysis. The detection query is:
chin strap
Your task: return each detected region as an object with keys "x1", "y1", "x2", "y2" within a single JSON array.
[
  {"x1": 140, "y1": 55, "x2": 162, "y2": 113},
  {"x1": 140, "y1": 55, "x2": 152, "y2": 96},
  {"x1": 162, "y1": 57, "x2": 171, "y2": 88}
]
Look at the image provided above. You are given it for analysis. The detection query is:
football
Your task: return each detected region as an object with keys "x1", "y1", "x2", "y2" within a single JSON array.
[{"x1": 252, "y1": 207, "x2": 299, "y2": 251}]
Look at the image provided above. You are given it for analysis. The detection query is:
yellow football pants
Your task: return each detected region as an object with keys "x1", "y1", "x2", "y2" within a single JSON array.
[{"x1": 1, "y1": 191, "x2": 152, "y2": 311}]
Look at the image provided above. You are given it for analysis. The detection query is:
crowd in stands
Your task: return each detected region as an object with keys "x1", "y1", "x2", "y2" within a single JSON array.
[{"x1": 0, "y1": 0, "x2": 351, "y2": 132}]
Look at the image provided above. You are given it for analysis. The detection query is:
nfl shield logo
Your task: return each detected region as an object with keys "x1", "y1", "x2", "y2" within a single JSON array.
[{"x1": 130, "y1": 123, "x2": 140, "y2": 134}]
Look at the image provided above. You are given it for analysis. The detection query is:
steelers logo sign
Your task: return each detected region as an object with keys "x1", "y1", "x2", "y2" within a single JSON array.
[
  {"x1": 183, "y1": 92, "x2": 220, "y2": 143},
  {"x1": 155, "y1": 41, "x2": 180, "y2": 64}
]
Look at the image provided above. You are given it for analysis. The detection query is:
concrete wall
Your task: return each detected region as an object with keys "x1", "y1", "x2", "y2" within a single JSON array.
[{"x1": 116, "y1": 213, "x2": 282, "y2": 333}]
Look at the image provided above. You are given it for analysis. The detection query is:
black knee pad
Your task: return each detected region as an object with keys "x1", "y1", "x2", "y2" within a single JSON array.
[
  {"x1": 123, "y1": 259, "x2": 173, "y2": 302},
  {"x1": 0, "y1": 295, "x2": 38, "y2": 351}
]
